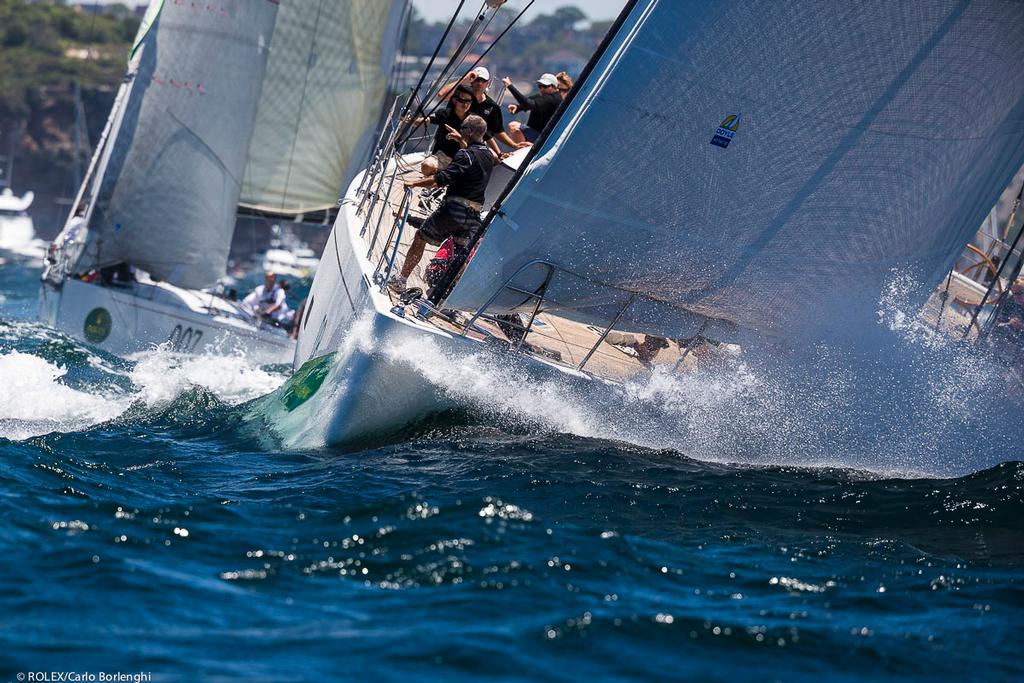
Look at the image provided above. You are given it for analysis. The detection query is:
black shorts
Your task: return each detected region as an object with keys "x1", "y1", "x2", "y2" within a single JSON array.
[
  {"x1": 521, "y1": 125, "x2": 540, "y2": 143},
  {"x1": 418, "y1": 199, "x2": 481, "y2": 246}
]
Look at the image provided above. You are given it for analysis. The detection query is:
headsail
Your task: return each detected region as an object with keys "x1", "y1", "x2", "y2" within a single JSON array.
[
  {"x1": 238, "y1": 0, "x2": 409, "y2": 217},
  {"x1": 445, "y1": 0, "x2": 1024, "y2": 341},
  {"x1": 76, "y1": 0, "x2": 278, "y2": 289}
]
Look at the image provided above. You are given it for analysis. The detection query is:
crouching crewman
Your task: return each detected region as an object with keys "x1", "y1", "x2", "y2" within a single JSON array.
[{"x1": 389, "y1": 114, "x2": 495, "y2": 299}]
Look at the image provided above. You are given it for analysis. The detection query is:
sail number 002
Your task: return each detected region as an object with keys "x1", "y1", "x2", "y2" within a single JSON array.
[{"x1": 167, "y1": 324, "x2": 203, "y2": 352}]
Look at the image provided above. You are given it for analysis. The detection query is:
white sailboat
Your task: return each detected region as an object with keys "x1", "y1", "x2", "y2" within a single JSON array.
[
  {"x1": 271, "y1": 0, "x2": 1024, "y2": 446},
  {"x1": 39, "y1": 0, "x2": 409, "y2": 363}
]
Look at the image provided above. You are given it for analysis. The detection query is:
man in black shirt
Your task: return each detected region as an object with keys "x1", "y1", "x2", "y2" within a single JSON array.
[
  {"x1": 389, "y1": 115, "x2": 496, "y2": 295},
  {"x1": 464, "y1": 67, "x2": 528, "y2": 155},
  {"x1": 502, "y1": 72, "x2": 563, "y2": 144}
]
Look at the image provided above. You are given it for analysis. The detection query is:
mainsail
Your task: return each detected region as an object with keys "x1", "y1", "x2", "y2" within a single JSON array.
[
  {"x1": 239, "y1": 0, "x2": 409, "y2": 217},
  {"x1": 75, "y1": 0, "x2": 278, "y2": 289},
  {"x1": 445, "y1": 0, "x2": 1024, "y2": 341}
]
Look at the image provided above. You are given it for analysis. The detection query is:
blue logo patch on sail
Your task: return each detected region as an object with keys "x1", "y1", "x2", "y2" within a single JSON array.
[{"x1": 710, "y1": 113, "x2": 741, "y2": 148}]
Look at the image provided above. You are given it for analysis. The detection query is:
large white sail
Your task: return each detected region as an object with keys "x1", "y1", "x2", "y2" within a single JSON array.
[
  {"x1": 445, "y1": 0, "x2": 1024, "y2": 341},
  {"x1": 77, "y1": 0, "x2": 278, "y2": 289},
  {"x1": 238, "y1": 0, "x2": 409, "y2": 216}
]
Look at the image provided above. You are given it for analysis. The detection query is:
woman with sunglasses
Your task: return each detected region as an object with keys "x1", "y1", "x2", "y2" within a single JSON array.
[
  {"x1": 440, "y1": 67, "x2": 529, "y2": 156},
  {"x1": 405, "y1": 84, "x2": 476, "y2": 177}
]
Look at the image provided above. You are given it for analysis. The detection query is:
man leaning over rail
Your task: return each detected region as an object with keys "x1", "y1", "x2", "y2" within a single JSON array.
[{"x1": 389, "y1": 114, "x2": 495, "y2": 296}]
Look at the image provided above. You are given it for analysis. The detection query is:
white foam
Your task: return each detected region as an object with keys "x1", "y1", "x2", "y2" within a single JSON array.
[
  {"x1": 382, "y1": 333, "x2": 606, "y2": 440},
  {"x1": 0, "y1": 345, "x2": 289, "y2": 441},
  {"x1": 0, "y1": 351, "x2": 129, "y2": 440},
  {"x1": 129, "y1": 349, "x2": 286, "y2": 406},
  {"x1": 380, "y1": 308, "x2": 1022, "y2": 476}
]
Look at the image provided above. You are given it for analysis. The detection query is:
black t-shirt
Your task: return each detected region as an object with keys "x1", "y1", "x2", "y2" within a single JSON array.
[
  {"x1": 429, "y1": 106, "x2": 468, "y2": 159},
  {"x1": 434, "y1": 142, "x2": 496, "y2": 204},
  {"x1": 509, "y1": 85, "x2": 562, "y2": 132},
  {"x1": 470, "y1": 94, "x2": 504, "y2": 141}
]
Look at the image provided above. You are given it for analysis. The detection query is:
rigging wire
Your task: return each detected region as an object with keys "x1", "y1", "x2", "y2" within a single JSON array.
[
  {"x1": 413, "y1": 5, "x2": 502, "y2": 124},
  {"x1": 964, "y1": 177, "x2": 1024, "y2": 339},
  {"x1": 933, "y1": 268, "x2": 955, "y2": 332},
  {"x1": 395, "y1": 1, "x2": 489, "y2": 148},
  {"x1": 396, "y1": 0, "x2": 468, "y2": 125},
  {"x1": 397, "y1": 1, "x2": 536, "y2": 150},
  {"x1": 275, "y1": 0, "x2": 327, "y2": 217},
  {"x1": 443, "y1": 0, "x2": 536, "y2": 98}
]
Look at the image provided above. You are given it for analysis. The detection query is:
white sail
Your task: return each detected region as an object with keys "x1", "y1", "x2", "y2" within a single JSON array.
[
  {"x1": 76, "y1": 0, "x2": 278, "y2": 290},
  {"x1": 238, "y1": 0, "x2": 409, "y2": 216},
  {"x1": 445, "y1": 0, "x2": 1024, "y2": 342}
]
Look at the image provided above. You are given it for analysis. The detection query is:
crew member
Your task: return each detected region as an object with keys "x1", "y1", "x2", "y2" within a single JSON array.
[
  {"x1": 464, "y1": 67, "x2": 527, "y2": 155},
  {"x1": 406, "y1": 84, "x2": 475, "y2": 177},
  {"x1": 243, "y1": 271, "x2": 285, "y2": 318},
  {"x1": 389, "y1": 115, "x2": 495, "y2": 297},
  {"x1": 556, "y1": 71, "x2": 574, "y2": 98},
  {"x1": 502, "y1": 73, "x2": 563, "y2": 144}
]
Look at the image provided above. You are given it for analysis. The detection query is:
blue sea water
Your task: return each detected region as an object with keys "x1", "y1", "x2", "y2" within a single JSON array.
[{"x1": 2, "y1": 258, "x2": 1023, "y2": 682}]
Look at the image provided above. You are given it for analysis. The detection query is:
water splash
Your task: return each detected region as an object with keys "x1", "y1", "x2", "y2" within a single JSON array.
[
  {"x1": 0, "y1": 343, "x2": 289, "y2": 441},
  {"x1": 0, "y1": 351, "x2": 129, "y2": 440},
  {"x1": 128, "y1": 348, "x2": 286, "y2": 406},
  {"x1": 268, "y1": 271, "x2": 1023, "y2": 476}
]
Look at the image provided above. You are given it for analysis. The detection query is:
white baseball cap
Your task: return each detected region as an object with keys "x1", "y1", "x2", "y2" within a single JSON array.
[
  {"x1": 536, "y1": 73, "x2": 558, "y2": 87},
  {"x1": 471, "y1": 66, "x2": 491, "y2": 81}
]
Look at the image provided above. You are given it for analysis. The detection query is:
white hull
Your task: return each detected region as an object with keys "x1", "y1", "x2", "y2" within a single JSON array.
[
  {"x1": 40, "y1": 277, "x2": 295, "y2": 364},
  {"x1": 275, "y1": 165, "x2": 592, "y2": 447}
]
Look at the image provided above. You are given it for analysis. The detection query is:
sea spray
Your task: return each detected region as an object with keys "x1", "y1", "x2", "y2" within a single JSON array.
[
  {"x1": 262, "y1": 276, "x2": 1024, "y2": 476},
  {"x1": 129, "y1": 348, "x2": 286, "y2": 406}
]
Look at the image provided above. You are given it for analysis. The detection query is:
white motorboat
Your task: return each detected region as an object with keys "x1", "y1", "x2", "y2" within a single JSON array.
[
  {"x1": 259, "y1": 225, "x2": 320, "y2": 280},
  {"x1": 0, "y1": 188, "x2": 41, "y2": 257},
  {"x1": 0, "y1": 125, "x2": 45, "y2": 260}
]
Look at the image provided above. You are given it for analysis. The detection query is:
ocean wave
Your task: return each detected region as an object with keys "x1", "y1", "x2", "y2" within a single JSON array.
[{"x1": 0, "y1": 334, "x2": 288, "y2": 441}]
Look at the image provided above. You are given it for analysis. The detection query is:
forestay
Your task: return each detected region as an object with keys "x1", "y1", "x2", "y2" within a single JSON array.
[
  {"x1": 445, "y1": 0, "x2": 1024, "y2": 342},
  {"x1": 238, "y1": 0, "x2": 409, "y2": 216},
  {"x1": 77, "y1": 0, "x2": 278, "y2": 290}
]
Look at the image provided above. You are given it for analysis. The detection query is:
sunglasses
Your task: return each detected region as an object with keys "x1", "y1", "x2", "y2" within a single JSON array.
[
  {"x1": 453, "y1": 97, "x2": 473, "y2": 104},
  {"x1": 558, "y1": 87, "x2": 570, "y2": 92},
  {"x1": 472, "y1": 76, "x2": 489, "y2": 83}
]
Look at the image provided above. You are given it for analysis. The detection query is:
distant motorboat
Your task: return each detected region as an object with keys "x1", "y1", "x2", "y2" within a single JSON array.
[
  {"x1": 0, "y1": 188, "x2": 45, "y2": 260},
  {"x1": 259, "y1": 225, "x2": 320, "y2": 280}
]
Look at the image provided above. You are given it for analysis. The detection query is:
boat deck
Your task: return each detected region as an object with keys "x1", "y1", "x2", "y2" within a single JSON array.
[
  {"x1": 357, "y1": 157, "x2": 705, "y2": 382},
  {"x1": 356, "y1": 154, "x2": 998, "y2": 376}
]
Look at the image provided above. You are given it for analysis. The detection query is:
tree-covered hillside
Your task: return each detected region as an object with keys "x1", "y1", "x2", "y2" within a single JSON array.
[{"x1": 0, "y1": 0, "x2": 138, "y2": 232}]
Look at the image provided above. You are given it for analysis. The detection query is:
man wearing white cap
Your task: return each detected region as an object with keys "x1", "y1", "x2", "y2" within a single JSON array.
[
  {"x1": 501, "y1": 72, "x2": 563, "y2": 144},
  {"x1": 439, "y1": 67, "x2": 527, "y2": 155}
]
